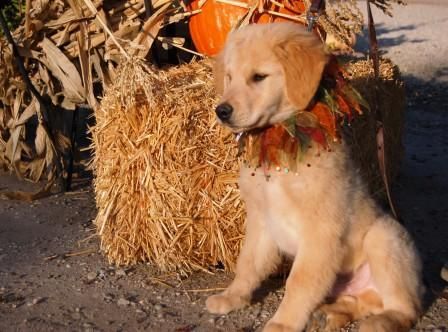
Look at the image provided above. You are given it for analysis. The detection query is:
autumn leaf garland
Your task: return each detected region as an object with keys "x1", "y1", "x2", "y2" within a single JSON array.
[{"x1": 240, "y1": 57, "x2": 369, "y2": 173}]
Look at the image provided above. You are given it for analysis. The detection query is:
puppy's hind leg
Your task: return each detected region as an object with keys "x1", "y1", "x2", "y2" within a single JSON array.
[
  {"x1": 307, "y1": 290, "x2": 383, "y2": 332},
  {"x1": 360, "y1": 217, "x2": 423, "y2": 332},
  {"x1": 206, "y1": 212, "x2": 281, "y2": 315}
]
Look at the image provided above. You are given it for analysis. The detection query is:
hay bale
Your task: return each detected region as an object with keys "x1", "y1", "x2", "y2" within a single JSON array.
[
  {"x1": 346, "y1": 58, "x2": 405, "y2": 199},
  {"x1": 91, "y1": 59, "x2": 244, "y2": 273},
  {"x1": 91, "y1": 58, "x2": 404, "y2": 273}
]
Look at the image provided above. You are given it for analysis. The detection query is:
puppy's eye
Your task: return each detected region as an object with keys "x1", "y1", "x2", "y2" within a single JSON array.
[{"x1": 252, "y1": 73, "x2": 268, "y2": 82}]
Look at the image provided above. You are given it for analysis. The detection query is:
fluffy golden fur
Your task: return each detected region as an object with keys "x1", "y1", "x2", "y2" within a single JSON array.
[{"x1": 207, "y1": 23, "x2": 423, "y2": 332}]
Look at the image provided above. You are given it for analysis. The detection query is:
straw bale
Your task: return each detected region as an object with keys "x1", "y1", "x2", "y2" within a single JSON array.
[
  {"x1": 91, "y1": 57, "x2": 404, "y2": 273},
  {"x1": 91, "y1": 59, "x2": 244, "y2": 273},
  {"x1": 345, "y1": 58, "x2": 405, "y2": 199}
]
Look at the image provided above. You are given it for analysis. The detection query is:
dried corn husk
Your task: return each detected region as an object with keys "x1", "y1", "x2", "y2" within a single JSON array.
[{"x1": 0, "y1": 0, "x2": 180, "y2": 181}]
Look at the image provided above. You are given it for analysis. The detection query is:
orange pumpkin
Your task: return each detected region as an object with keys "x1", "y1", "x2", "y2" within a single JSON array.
[{"x1": 188, "y1": 0, "x2": 306, "y2": 56}]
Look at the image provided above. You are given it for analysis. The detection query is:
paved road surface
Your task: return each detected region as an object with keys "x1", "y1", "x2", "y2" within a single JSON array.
[{"x1": 358, "y1": 0, "x2": 448, "y2": 81}]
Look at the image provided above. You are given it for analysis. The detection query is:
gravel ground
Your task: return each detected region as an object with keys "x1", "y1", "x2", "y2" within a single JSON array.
[{"x1": 1, "y1": 1, "x2": 447, "y2": 331}]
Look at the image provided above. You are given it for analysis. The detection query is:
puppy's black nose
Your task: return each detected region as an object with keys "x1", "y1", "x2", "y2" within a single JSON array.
[{"x1": 215, "y1": 103, "x2": 233, "y2": 122}]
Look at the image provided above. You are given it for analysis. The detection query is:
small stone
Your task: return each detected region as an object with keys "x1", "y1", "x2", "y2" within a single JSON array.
[
  {"x1": 86, "y1": 272, "x2": 97, "y2": 281},
  {"x1": 154, "y1": 303, "x2": 163, "y2": 311},
  {"x1": 440, "y1": 263, "x2": 448, "y2": 282},
  {"x1": 27, "y1": 297, "x2": 45, "y2": 306},
  {"x1": 71, "y1": 312, "x2": 82, "y2": 320},
  {"x1": 117, "y1": 298, "x2": 130, "y2": 306},
  {"x1": 115, "y1": 269, "x2": 126, "y2": 277},
  {"x1": 252, "y1": 306, "x2": 261, "y2": 316},
  {"x1": 98, "y1": 269, "x2": 106, "y2": 279},
  {"x1": 103, "y1": 293, "x2": 113, "y2": 302},
  {"x1": 208, "y1": 317, "x2": 216, "y2": 325},
  {"x1": 260, "y1": 310, "x2": 269, "y2": 318},
  {"x1": 157, "y1": 312, "x2": 165, "y2": 319}
]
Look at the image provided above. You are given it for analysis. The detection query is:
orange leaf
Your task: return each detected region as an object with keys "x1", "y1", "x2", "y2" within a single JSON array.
[
  {"x1": 311, "y1": 102, "x2": 337, "y2": 139},
  {"x1": 335, "y1": 94, "x2": 352, "y2": 117},
  {"x1": 263, "y1": 125, "x2": 287, "y2": 146},
  {"x1": 348, "y1": 98, "x2": 362, "y2": 115},
  {"x1": 341, "y1": 87, "x2": 365, "y2": 115},
  {"x1": 260, "y1": 125, "x2": 288, "y2": 166}
]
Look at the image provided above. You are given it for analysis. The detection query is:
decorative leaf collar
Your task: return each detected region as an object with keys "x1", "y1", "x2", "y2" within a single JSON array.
[{"x1": 238, "y1": 57, "x2": 369, "y2": 176}]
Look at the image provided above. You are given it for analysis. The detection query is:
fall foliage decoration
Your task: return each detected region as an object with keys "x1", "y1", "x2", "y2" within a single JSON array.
[{"x1": 239, "y1": 57, "x2": 369, "y2": 174}]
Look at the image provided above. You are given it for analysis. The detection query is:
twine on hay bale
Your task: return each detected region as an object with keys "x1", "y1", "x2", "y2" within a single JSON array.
[{"x1": 91, "y1": 57, "x2": 404, "y2": 273}]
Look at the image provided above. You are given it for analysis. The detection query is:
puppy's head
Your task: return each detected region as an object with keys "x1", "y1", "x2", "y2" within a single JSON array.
[{"x1": 213, "y1": 23, "x2": 328, "y2": 132}]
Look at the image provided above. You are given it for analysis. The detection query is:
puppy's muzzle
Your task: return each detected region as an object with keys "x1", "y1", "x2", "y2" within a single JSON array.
[{"x1": 215, "y1": 103, "x2": 233, "y2": 123}]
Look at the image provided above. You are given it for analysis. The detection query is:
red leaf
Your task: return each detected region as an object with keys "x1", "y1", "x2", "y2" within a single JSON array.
[
  {"x1": 335, "y1": 94, "x2": 352, "y2": 121},
  {"x1": 260, "y1": 125, "x2": 288, "y2": 166},
  {"x1": 298, "y1": 126, "x2": 327, "y2": 147},
  {"x1": 311, "y1": 102, "x2": 337, "y2": 139}
]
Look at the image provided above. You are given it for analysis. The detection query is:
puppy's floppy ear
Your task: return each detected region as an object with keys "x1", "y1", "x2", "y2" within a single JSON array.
[
  {"x1": 274, "y1": 33, "x2": 328, "y2": 110},
  {"x1": 212, "y1": 52, "x2": 225, "y2": 95}
]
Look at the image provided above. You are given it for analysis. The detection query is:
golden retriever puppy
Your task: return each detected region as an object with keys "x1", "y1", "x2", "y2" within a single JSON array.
[{"x1": 206, "y1": 23, "x2": 423, "y2": 332}]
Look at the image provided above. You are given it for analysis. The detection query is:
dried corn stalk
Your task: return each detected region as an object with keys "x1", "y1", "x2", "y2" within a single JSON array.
[{"x1": 0, "y1": 0, "x2": 184, "y2": 181}]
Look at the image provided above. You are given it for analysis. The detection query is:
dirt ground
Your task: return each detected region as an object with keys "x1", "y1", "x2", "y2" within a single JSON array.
[{"x1": 1, "y1": 2, "x2": 448, "y2": 332}]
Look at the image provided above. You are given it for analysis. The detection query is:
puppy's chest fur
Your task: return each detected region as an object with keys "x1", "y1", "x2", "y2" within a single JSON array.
[{"x1": 239, "y1": 143, "x2": 352, "y2": 257}]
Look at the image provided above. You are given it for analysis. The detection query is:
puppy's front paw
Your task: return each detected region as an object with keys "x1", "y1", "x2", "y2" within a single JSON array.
[
  {"x1": 205, "y1": 292, "x2": 248, "y2": 315},
  {"x1": 263, "y1": 321, "x2": 296, "y2": 332}
]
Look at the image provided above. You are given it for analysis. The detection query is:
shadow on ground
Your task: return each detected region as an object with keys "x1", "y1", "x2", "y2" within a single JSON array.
[{"x1": 392, "y1": 74, "x2": 448, "y2": 310}]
